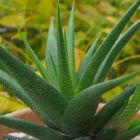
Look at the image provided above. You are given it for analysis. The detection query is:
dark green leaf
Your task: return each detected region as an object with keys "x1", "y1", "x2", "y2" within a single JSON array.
[
  {"x1": 91, "y1": 86, "x2": 135, "y2": 135},
  {"x1": 0, "y1": 70, "x2": 54, "y2": 126},
  {"x1": 0, "y1": 60, "x2": 13, "y2": 76},
  {"x1": 4, "y1": 135, "x2": 31, "y2": 140},
  {"x1": 0, "y1": 116, "x2": 72, "y2": 140},
  {"x1": 95, "y1": 102, "x2": 129, "y2": 140},
  {"x1": 62, "y1": 72, "x2": 139, "y2": 136},
  {"x1": 0, "y1": 47, "x2": 68, "y2": 129},
  {"x1": 115, "y1": 125, "x2": 140, "y2": 140},
  {"x1": 73, "y1": 137, "x2": 91, "y2": 140},
  {"x1": 95, "y1": 129, "x2": 116, "y2": 140},
  {"x1": 115, "y1": 82, "x2": 140, "y2": 130}
]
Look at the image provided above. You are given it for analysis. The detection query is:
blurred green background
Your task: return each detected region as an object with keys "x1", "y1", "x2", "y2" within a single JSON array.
[{"x1": 0, "y1": 0, "x2": 140, "y2": 114}]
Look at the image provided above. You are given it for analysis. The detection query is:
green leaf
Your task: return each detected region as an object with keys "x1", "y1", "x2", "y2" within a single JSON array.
[
  {"x1": 0, "y1": 69, "x2": 54, "y2": 127},
  {"x1": 94, "y1": 20, "x2": 140, "y2": 84},
  {"x1": 20, "y1": 33, "x2": 49, "y2": 82},
  {"x1": 56, "y1": 4, "x2": 74, "y2": 99},
  {"x1": 129, "y1": 119, "x2": 140, "y2": 129},
  {"x1": 95, "y1": 102, "x2": 129, "y2": 140},
  {"x1": 95, "y1": 129, "x2": 116, "y2": 140},
  {"x1": 0, "y1": 60, "x2": 13, "y2": 76},
  {"x1": 77, "y1": 36, "x2": 100, "y2": 82},
  {"x1": 104, "y1": 101, "x2": 129, "y2": 129},
  {"x1": 46, "y1": 18, "x2": 58, "y2": 89},
  {"x1": 77, "y1": 0, "x2": 140, "y2": 93},
  {"x1": 91, "y1": 86, "x2": 135, "y2": 135},
  {"x1": 67, "y1": 2, "x2": 77, "y2": 87},
  {"x1": 73, "y1": 137, "x2": 91, "y2": 140},
  {"x1": 0, "y1": 47, "x2": 68, "y2": 129},
  {"x1": 62, "y1": 72, "x2": 139, "y2": 136},
  {"x1": 63, "y1": 29, "x2": 68, "y2": 55},
  {"x1": 115, "y1": 125, "x2": 140, "y2": 140},
  {"x1": 115, "y1": 82, "x2": 140, "y2": 130},
  {"x1": 0, "y1": 116, "x2": 72, "y2": 140}
]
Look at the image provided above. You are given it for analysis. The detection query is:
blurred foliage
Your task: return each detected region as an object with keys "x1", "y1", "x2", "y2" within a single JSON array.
[
  {"x1": 0, "y1": 88, "x2": 26, "y2": 114},
  {"x1": 0, "y1": 0, "x2": 140, "y2": 113}
]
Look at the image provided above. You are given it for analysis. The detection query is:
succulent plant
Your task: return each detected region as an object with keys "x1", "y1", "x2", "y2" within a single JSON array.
[{"x1": 0, "y1": 0, "x2": 140, "y2": 140}]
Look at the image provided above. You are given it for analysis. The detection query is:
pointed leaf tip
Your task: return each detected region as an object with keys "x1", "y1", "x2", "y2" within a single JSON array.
[
  {"x1": 20, "y1": 33, "x2": 49, "y2": 82},
  {"x1": 67, "y1": 0, "x2": 77, "y2": 88},
  {"x1": 77, "y1": 0, "x2": 140, "y2": 92},
  {"x1": 56, "y1": 2, "x2": 75, "y2": 99}
]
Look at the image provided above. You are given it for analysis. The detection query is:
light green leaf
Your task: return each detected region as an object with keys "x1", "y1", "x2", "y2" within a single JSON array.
[{"x1": 129, "y1": 119, "x2": 140, "y2": 129}]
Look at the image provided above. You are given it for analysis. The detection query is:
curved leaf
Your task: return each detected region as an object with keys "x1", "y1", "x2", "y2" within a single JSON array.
[
  {"x1": 91, "y1": 86, "x2": 135, "y2": 135},
  {"x1": 77, "y1": 0, "x2": 140, "y2": 93},
  {"x1": 0, "y1": 116, "x2": 72, "y2": 140},
  {"x1": 0, "y1": 60, "x2": 13, "y2": 76},
  {"x1": 95, "y1": 102, "x2": 129, "y2": 140},
  {"x1": 0, "y1": 70, "x2": 54, "y2": 126},
  {"x1": 67, "y1": 2, "x2": 77, "y2": 87},
  {"x1": 46, "y1": 18, "x2": 58, "y2": 89},
  {"x1": 129, "y1": 119, "x2": 140, "y2": 129},
  {"x1": 62, "y1": 72, "x2": 139, "y2": 136},
  {"x1": 0, "y1": 47, "x2": 68, "y2": 129},
  {"x1": 115, "y1": 82, "x2": 140, "y2": 130},
  {"x1": 20, "y1": 33, "x2": 49, "y2": 82},
  {"x1": 56, "y1": 5, "x2": 74, "y2": 99},
  {"x1": 77, "y1": 36, "x2": 100, "y2": 82},
  {"x1": 94, "y1": 20, "x2": 140, "y2": 84},
  {"x1": 114, "y1": 125, "x2": 140, "y2": 140}
]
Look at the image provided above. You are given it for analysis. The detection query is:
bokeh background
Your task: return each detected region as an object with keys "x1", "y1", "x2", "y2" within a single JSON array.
[{"x1": 0, "y1": 0, "x2": 140, "y2": 114}]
